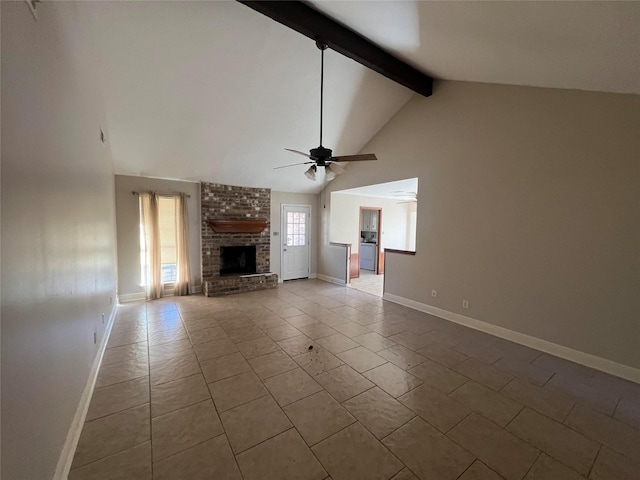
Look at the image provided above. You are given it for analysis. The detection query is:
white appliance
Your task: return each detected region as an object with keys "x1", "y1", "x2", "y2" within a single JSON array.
[{"x1": 360, "y1": 243, "x2": 376, "y2": 271}]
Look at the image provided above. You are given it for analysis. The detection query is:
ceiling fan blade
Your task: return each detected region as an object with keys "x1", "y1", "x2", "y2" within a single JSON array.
[
  {"x1": 328, "y1": 162, "x2": 346, "y2": 174},
  {"x1": 391, "y1": 190, "x2": 417, "y2": 196},
  {"x1": 273, "y1": 161, "x2": 314, "y2": 170},
  {"x1": 332, "y1": 153, "x2": 377, "y2": 162},
  {"x1": 285, "y1": 148, "x2": 312, "y2": 159}
]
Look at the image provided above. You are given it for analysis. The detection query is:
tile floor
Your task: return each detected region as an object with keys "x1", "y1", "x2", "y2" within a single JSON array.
[
  {"x1": 350, "y1": 269, "x2": 384, "y2": 297},
  {"x1": 70, "y1": 279, "x2": 640, "y2": 480}
]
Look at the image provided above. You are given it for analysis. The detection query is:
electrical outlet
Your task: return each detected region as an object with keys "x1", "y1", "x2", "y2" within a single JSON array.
[
  {"x1": 93, "y1": 331, "x2": 97, "y2": 344},
  {"x1": 109, "y1": 295, "x2": 113, "y2": 305},
  {"x1": 102, "y1": 313, "x2": 105, "y2": 324},
  {"x1": 431, "y1": 289, "x2": 437, "y2": 298},
  {"x1": 462, "y1": 299, "x2": 469, "y2": 309}
]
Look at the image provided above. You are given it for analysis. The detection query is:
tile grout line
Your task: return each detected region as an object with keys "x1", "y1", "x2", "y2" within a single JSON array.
[
  {"x1": 611, "y1": 395, "x2": 622, "y2": 420},
  {"x1": 443, "y1": 411, "x2": 534, "y2": 479},
  {"x1": 587, "y1": 444, "x2": 603, "y2": 478},
  {"x1": 501, "y1": 405, "x2": 605, "y2": 477},
  {"x1": 70, "y1": 439, "x2": 152, "y2": 473},
  {"x1": 147, "y1": 301, "x2": 175, "y2": 476},
  {"x1": 453, "y1": 461, "x2": 478, "y2": 480},
  {"x1": 313, "y1": 419, "x2": 406, "y2": 477},
  {"x1": 520, "y1": 451, "x2": 542, "y2": 480},
  {"x1": 144, "y1": 303, "x2": 153, "y2": 478}
]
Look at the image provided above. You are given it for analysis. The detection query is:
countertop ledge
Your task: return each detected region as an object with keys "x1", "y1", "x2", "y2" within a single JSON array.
[{"x1": 384, "y1": 248, "x2": 416, "y2": 256}]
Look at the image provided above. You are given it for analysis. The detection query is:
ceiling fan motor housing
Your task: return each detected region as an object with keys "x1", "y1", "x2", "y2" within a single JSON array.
[{"x1": 310, "y1": 146, "x2": 332, "y2": 165}]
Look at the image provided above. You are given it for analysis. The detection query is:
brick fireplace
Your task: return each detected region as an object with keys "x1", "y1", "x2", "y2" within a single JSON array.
[{"x1": 201, "y1": 182, "x2": 278, "y2": 296}]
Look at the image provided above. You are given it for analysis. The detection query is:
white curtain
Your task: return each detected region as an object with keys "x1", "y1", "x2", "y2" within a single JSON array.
[
  {"x1": 174, "y1": 193, "x2": 191, "y2": 296},
  {"x1": 140, "y1": 192, "x2": 163, "y2": 300}
]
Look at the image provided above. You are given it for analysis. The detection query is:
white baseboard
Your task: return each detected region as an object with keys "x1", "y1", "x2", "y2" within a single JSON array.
[
  {"x1": 383, "y1": 292, "x2": 640, "y2": 384},
  {"x1": 54, "y1": 302, "x2": 118, "y2": 479},
  {"x1": 118, "y1": 291, "x2": 145, "y2": 303},
  {"x1": 120, "y1": 284, "x2": 202, "y2": 302},
  {"x1": 316, "y1": 274, "x2": 347, "y2": 286},
  {"x1": 278, "y1": 274, "x2": 315, "y2": 284}
]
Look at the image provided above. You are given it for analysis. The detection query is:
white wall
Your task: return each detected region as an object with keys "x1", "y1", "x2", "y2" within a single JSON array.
[
  {"x1": 330, "y1": 192, "x2": 415, "y2": 253},
  {"x1": 114, "y1": 175, "x2": 201, "y2": 300},
  {"x1": 319, "y1": 80, "x2": 640, "y2": 371},
  {"x1": 407, "y1": 203, "x2": 417, "y2": 251},
  {"x1": 270, "y1": 191, "x2": 319, "y2": 279},
  {"x1": 1, "y1": 2, "x2": 118, "y2": 478}
]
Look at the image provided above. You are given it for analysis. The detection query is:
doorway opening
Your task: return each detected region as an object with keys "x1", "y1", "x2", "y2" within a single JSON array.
[{"x1": 329, "y1": 178, "x2": 418, "y2": 297}]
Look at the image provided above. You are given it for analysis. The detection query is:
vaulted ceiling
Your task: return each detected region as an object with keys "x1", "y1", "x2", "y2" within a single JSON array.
[{"x1": 82, "y1": 1, "x2": 640, "y2": 194}]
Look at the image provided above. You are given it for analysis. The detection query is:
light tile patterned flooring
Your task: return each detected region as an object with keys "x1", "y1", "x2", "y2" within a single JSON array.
[
  {"x1": 70, "y1": 279, "x2": 640, "y2": 480},
  {"x1": 350, "y1": 270, "x2": 384, "y2": 297}
]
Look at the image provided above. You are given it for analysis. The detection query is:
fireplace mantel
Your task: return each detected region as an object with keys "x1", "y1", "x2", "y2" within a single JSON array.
[{"x1": 208, "y1": 219, "x2": 268, "y2": 234}]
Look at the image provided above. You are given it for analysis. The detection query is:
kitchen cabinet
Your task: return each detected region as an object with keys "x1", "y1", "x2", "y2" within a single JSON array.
[
  {"x1": 361, "y1": 210, "x2": 378, "y2": 232},
  {"x1": 360, "y1": 210, "x2": 368, "y2": 231},
  {"x1": 360, "y1": 243, "x2": 376, "y2": 270}
]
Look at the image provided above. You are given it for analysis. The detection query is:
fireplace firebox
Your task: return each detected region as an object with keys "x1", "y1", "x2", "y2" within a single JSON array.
[{"x1": 220, "y1": 245, "x2": 256, "y2": 276}]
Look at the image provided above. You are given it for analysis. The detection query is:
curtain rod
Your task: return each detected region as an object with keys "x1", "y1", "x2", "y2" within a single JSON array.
[{"x1": 131, "y1": 191, "x2": 191, "y2": 198}]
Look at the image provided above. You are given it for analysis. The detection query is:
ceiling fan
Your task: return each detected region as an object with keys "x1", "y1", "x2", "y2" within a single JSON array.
[
  {"x1": 391, "y1": 190, "x2": 418, "y2": 204},
  {"x1": 274, "y1": 40, "x2": 378, "y2": 181}
]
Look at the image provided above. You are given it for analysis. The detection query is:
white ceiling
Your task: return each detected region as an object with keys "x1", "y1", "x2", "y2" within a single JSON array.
[
  {"x1": 82, "y1": 1, "x2": 412, "y2": 195},
  {"x1": 81, "y1": 1, "x2": 640, "y2": 195},
  {"x1": 336, "y1": 178, "x2": 418, "y2": 200},
  {"x1": 312, "y1": 1, "x2": 640, "y2": 94}
]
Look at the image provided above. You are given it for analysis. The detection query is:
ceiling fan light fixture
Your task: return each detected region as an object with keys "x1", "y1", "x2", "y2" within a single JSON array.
[
  {"x1": 304, "y1": 165, "x2": 317, "y2": 180},
  {"x1": 328, "y1": 162, "x2": 345, "y2": 174},
  {"x1": 325, "y1": 166, "x2": 336, "y2": 181}
]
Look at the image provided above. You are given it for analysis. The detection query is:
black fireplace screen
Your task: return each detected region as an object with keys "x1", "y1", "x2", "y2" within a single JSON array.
[{"x1": 219, "y1": 245, "x2": 256, "y2": 276}]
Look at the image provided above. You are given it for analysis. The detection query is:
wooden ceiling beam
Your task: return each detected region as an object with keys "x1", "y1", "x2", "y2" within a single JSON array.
[{"x1": 237, "y1": 1, "x2": 433, "y2": 97}]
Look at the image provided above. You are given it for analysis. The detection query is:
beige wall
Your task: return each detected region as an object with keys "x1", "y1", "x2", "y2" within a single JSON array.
[
  {"x1": 115, "y1": 175, "x2": 201, "y2": 298},
  {"x1": 321, "y1": 243, "x2": 351, "y2": 284},
  {"x1": 330, "y1": 192, "x2": 416, "y2": 253},
  {"x1": 319, "y1": 81, "x2": 640, "y2": 369},
  {"x1": 1, "y1": 2, "x2": 118, "y2": 478},
  {"x1": 270, "y1": 191, "x2": 319, "y2": 279}
]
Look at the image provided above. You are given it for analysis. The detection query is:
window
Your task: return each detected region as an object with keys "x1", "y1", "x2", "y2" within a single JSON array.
[
  {"x1": 158, "y1": 197, "x2": 177, "y2": 282},
  {"x1": 139, "y1": 196, "x2": 177, "y2": 285}
]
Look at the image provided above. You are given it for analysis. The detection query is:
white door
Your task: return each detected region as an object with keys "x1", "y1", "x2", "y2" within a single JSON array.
[{"x1": 282, "y1": 205, "x2": 310, "y2": 281}]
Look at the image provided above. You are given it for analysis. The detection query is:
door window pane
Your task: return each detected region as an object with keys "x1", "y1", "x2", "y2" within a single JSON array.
[{"x1": 286, "y1": 211, "x2": 307, "y2": 246}]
